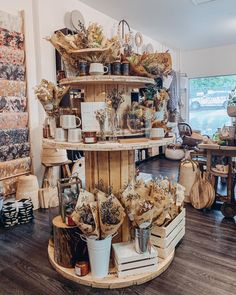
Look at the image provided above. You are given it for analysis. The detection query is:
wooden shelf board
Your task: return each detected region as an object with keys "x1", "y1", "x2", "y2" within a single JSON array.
[
  {"x1": 60, "y1": 75, "x2": 155, "y2": 87},
  {"x1": 48, "y1": 244, "x2": 174, "y2": 289},
  {"x1": 43, "y1": 137, "x2": 174, "y2": 152}
]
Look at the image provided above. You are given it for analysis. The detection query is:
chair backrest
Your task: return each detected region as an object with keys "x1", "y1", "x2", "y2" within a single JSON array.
[{"x1": 178, "y1": 123, "x2": 192, "y2": 139}]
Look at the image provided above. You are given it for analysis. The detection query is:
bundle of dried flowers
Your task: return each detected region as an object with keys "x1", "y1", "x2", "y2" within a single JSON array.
[
  {"x1": 95, "y1": 108, "x2": 106, "y2": 125},
  {"x1": 34, "y1": 79, "x2": 69, "y2": 116},
  {"x1": 106, "y1": 88, "x2": 124, "y2": 112}
]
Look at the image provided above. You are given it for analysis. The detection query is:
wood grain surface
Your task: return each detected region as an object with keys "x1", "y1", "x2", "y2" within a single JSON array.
[{"x1": 0, "y1": 157, "x2": 235, "y2": 295}]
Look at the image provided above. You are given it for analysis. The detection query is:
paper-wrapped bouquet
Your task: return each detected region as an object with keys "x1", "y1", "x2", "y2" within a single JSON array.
[
  {"x1": 120, "y1": 177, "x2": 185, "y2": 229},
  {"x1": 72, "y1": 188, "x2": 126, "y2": 240}
]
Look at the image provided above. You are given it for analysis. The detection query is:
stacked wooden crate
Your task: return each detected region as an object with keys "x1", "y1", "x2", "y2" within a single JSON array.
[
  {"x1": 112, "y1": 242, "x2": 158, "y2": 278},
  {"x1": 151, "y1": 208, "x2": 186, "y2": 258},
  {"x1": 0, "y1": 11, "x2": 31, "y2": 198}
]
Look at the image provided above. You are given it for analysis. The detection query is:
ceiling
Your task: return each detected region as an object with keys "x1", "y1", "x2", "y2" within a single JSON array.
[{"x1": 80, "y1": 0, "x2": 236, "y2": 51}]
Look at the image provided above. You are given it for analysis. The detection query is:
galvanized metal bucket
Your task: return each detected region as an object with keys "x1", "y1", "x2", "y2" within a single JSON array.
[{"x1": 134, "y1": 227, "x2": 151, "y2": 254}]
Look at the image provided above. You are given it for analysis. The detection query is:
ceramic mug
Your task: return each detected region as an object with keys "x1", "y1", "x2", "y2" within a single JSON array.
[
  {"x1": 68, "y1": 128, "x2": 82, "y2": 143},
  {"x1": 55, "y1": 128, "x2": 67, "y2": 142},
  {"x1": 89, "y1": 63, "x2": 108, "y2": 75},
  {"x1": 150, "y1": 128, "x2": 165, "y2": 139},
  {"x1": 60, "y1": 115, "x2": 81, "y2": 129}
]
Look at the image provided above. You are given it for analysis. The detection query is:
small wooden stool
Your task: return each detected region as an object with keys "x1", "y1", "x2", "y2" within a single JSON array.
[{"x1": 42, "y1": 160, "x2": 72, "y2": 187}]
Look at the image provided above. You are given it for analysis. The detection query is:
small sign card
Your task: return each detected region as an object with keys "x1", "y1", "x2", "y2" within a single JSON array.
[{"x1": 81, "y1": 102, "x2": 108, "y2": 131}]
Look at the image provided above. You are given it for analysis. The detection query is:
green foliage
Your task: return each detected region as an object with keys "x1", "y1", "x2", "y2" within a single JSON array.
[{"x1": 190, "y1": 75, "x2": 236, "y2": 95}]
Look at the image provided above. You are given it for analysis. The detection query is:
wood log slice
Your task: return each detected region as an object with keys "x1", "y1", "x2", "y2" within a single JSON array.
[{"x1": 53, "y1": 216, "x2": 87, "y2": 268}]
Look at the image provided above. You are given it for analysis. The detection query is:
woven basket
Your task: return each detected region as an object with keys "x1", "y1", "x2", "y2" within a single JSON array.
[
  {"x1": 165, "y1": 145, "x2": 185, "y2": 160},
  {"x1": 16, "y1": 175, "x2": 39, "y2": 210},
  {"x1": 179, "y1": 160, "x2": 199, "y2": 202},
  {"x1": 41, "y1": 148, "x2": 68, "y2": 164},
  {"x1": 227, "y1": 105, "x2": 236, "y2": 117}
]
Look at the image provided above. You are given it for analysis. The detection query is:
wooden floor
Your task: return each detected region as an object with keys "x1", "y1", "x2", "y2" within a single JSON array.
[{"x1": 0, "y1": 157, "x2": 236, "y2": 295}]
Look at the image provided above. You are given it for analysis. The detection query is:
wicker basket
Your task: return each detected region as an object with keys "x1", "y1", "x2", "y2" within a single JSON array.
[{"x1": 227, "y1": 105, "x2": 236, "y2": 117}]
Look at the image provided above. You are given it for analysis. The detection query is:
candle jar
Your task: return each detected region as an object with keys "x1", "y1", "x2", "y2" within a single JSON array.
[
  {"x1": 112, "y1": 62, "x2": 121, "y2": 75},
  {"x1": 83, "y1": 131, "x2": 97, "y2": 144},
  {"x1": 75, "y1": 261, "x2": 89, "y2": 276},
  {"x1": 78, "y1": 61, "x2": 88, "y2": 76},
  {"x1": 122, "y1": 62, "x2": 130, "y2": 76}
]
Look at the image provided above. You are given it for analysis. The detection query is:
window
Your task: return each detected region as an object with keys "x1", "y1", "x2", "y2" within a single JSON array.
[{"x1": 189, "y1": 75, "x2": 236, "y2": 136}]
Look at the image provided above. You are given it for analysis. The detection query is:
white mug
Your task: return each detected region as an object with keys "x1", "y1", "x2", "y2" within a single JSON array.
[
  {"x1": 89, "y1": 63, "x2": 108, "y2": 75},
  {"x1": 60, "y1": 115, "x2": 81, "y2": 129},
  {"x1": 68, "y1": 128, "x2": 82, "y2": 143},
  {"x1": 150, "y1": 128, "x2": 165, "y2": 139},
  {"x1": 55, "y1": 128, "x2": 67, "y2": 142}
]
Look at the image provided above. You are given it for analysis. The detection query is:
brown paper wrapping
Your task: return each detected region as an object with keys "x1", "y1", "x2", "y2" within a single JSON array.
[
  {"x1": 72, "y1": 201, "x2": 100, "y2": 239},
  {"x1": 97, "y1": 190, "x2": 126, "y2": 239},
  {"x1": 134, "y1": 202, "x2": 162, "y2": 228}
]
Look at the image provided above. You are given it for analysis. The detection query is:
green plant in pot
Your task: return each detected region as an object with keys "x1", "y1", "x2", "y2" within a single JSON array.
[{"x1": 227, "y1": 88, "x2": 236, "y2": 117}]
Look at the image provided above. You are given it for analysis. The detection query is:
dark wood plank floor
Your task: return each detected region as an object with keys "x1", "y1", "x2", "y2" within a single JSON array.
[{"x1": 0, "y1": 157, "x2": 235, "y2": 295}]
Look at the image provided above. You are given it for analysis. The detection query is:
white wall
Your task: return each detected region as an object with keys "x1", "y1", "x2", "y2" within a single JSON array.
[
  {"x1": 181, "y1": 43, "x2": 236, "y2": 78},
  {"x1": 35, "y1": 0, "x2": 180, "y2": 82}
]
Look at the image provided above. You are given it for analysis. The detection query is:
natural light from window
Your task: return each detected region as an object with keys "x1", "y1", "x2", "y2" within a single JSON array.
[{"x1": 189, "y1": 75, "x2": 235, "y2": 136}]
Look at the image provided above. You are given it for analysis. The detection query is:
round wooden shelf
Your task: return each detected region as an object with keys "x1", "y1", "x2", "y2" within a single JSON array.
[
  {"x1": 43, "y1": 137, "x2": 174, "y2": 152},
  {"x1": 48, "y1": 243, "x2": 174, "y2": 289},
  {"x1": 60, "y1": 75, "x2": 155, "y2": 87}
]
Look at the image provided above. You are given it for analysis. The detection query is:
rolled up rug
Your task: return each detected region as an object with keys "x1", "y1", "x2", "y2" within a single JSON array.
[
  {"x1": 0, "y1": 11, "x2": 22, "y2": 33},
  {"x1": 0, "y1": 157, "x2": 31, "y2": 180},
  {"x1": 0, "y1": 143, "x2": 30, "y2": 162},
  {"x1": 0, "y1": 80, "x2": 26, "y2": 96},
  {"x1": 0, "y1": 112, "x2": 28, "y2": 129},
  {"x1": 0, "y1": 64, "x2": 25, "y2": 81},
  {"x1": 0, "y1": 28, "x2": 24, "y2": 50},
  {"x1": 0, "y1": 96, "x2": 27, "y2": 112},
  {"x1": 0, "y1": 46, "x2": 24, "y2": 65},
  {"x1": 0, "y1": 176, "x2": 21, "y2": 196},
  {"x1": 0, "y1": 128, "x2": 28, "y2": 145}
]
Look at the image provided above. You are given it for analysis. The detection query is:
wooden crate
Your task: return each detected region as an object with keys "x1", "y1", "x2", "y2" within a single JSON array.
[
  {"x1": 112, "y1": 242, "x2": 158, "y2": 278},
  {"x1": 151, "y1": 209, "x2": 186, "y2": 259}
]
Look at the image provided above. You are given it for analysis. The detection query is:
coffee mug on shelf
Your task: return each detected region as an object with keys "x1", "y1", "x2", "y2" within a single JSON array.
[
  {"x1": 60, "y1": 115, "x2": 81, "y2": 129},
  {"x1": 89, "y1": 63, "x2": 108, "y2": 75},
  {"x1": 55, "y1": 128, "x2": 67, "y2": 142},
  {"x1": 68, "y1": 128, "x2": 82, "y2": 143}
]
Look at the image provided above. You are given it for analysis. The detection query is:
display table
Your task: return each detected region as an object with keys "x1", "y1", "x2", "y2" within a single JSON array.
[{"x1": 198, "y1": 143, "x2": 236, "y2": 217}]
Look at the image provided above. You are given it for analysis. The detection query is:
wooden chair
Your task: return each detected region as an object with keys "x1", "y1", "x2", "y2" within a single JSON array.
[{"x1": 42, "y1": 160, "x2": 72, "y2": 187}]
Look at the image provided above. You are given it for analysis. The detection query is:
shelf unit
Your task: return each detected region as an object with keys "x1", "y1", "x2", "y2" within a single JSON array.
[{"x1": 44, "y1": 75, "x2": 175, "y2": 287}]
